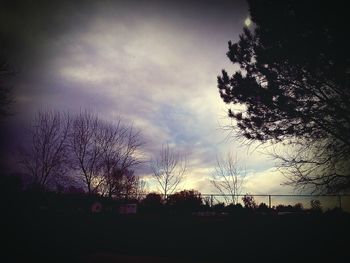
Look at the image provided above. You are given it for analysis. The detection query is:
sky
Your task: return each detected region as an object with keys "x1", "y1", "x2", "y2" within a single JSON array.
[{"x1": 0, "y1": 0, "x2": 295, "y2": 195}]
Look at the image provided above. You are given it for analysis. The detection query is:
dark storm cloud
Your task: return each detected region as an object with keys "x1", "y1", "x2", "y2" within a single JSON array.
[
  {"x1": 1, "y1": 0, "x2": 248, "y2": 104},
  {"x1": 1, "y1": 0, "x2": 247, "y2": 62}
]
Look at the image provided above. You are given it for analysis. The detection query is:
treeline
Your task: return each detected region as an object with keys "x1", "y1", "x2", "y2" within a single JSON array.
[
  {"x1": 139, "y1": 191, "x2": 343, "y2": 215},
  {"x1": 4, "y1": 180, "x2": 344, "y2": 217}
]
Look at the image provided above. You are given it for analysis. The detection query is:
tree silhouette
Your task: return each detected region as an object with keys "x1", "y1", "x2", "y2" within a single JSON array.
[
  {"x1": 210, "y1": 152, "x2": 245, "y2": 204},
  {"x1": 20, "y1": 110, "x2": 71, "y2": 190},
  {"x1": 102, "y1": 168, "x2": 141, "y2": 199},
  {"x1": 151, "y1": 144, "x2": 187, "y2": 199},
  {"x1": 70, "y1": 111, "x2": 103, "y2": 194},
  {"x1": 167, "y1": 190, "x2": 202, "y2": 213},
  {"x1": 218, "y1": 0, "x2": 350, "y2": 193},
  {"x1": 97, "y1": 121, "x2": 143, "y2": 198},
  {"x1": 70, "y1": 111, "x2": 143, "y2": 195}
]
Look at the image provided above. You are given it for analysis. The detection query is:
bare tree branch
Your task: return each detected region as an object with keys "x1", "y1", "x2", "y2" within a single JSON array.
[
  {"x1": 69, "y1": 111, "x2": 104, "y2": 194},
  {"x1": 151, "y1": 144, "x2": 187, "y2": 198},
  {"x1": 271, "y1": 139, "x2": 350, "y2": 194},
  {"x1": 210, "y1": 152, "x2": 246, "y2": 204},
  {"x1": 20, "y1": 110, "x2": 71, "y2": 190},
  {"x1": 99, "y1": 122, "x2": 144, "y2": 198}
]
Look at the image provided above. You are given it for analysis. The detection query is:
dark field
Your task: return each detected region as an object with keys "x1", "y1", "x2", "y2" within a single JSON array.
[{"x1": 3, "y1": 197, "x2": 350, "y2": 263}]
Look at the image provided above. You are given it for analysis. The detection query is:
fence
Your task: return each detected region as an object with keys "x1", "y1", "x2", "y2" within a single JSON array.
[
  {"x1": 123, "y1": 193, "x2": 350, "y2": 212},
  {"x1": 199, "y1": 194, "x2": 350, "y2": 212}
]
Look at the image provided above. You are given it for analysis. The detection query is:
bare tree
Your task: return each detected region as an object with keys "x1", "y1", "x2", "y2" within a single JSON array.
[
  {"x1": 210, "y1": 153, "x2": 246, "y2": 204},
  {"x1": 101, "y1": 168, "x2": 145, "y2": 200},
  {"x1": 97, "y1": 121, "x2": 125, "y2": 197},
  {"x1": 99, "y1": 122, "x2": 144, "y2": 198},
  {"x1": 135, "y1": 178, "x2": 147, "y2": 200},
  {"x1": 121, "y1": 169, "x2": 138, "y2": 199},
  {"x1": 69, "y1": 111, "x2": 104, "y2": 194},
  {"x1": 70, "y1": 111, "x2": 144, "y2": 196},
  {"x1": 20, "y1": 110, "x2": 71, "y2": 190},
  {"x1": 151, "y1": 144, "x2": 187, "y2": 199}
]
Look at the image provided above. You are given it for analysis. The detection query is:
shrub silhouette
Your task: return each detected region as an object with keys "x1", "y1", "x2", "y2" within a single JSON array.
[
  {"x1": 167, "y1": 190, "x2": 202, "y2": 213},
  {"x1": 256, "y1": 202, "x2": 270, "y2": 213},
  {"x1": 275, "y1": 203, "x2": 304, "y2": 213},
  {"x1": 294, "y1": 203, "x2": 304, "y2": 211},
  {"x1": 212, "y1": 202, "x2": 225, "y2": 213},
  {"x1": 310, "y1": 199, "x2": 322, "y2": 213},
  {"x1": 140, "y1": 193, "x2": 164, "y2": 213},
  {"x1": 225, "y1": 203, "x2": 245, "y2": 215},
  {"x1": 242, "y1": 195, "x2": 256, "y2": 209}
]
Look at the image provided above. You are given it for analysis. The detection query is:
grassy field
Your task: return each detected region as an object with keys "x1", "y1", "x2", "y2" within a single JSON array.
[{"x1": 3, "y1": 207, "x2": 350, "y2": 263}]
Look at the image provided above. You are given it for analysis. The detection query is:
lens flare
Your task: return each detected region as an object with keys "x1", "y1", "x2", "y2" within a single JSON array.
[{"x1": 244, "y1": 17, "x2": 251, "y2": 27}]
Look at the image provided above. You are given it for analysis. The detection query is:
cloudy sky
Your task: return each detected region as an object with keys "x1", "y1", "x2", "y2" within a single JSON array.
[{"x1": 1, "y1": 0, "x2": 295, "y2": 194}]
